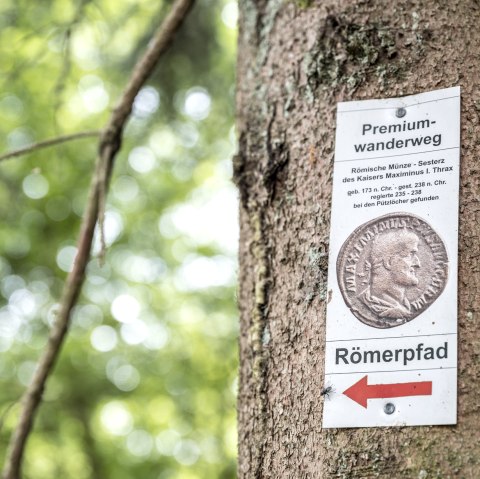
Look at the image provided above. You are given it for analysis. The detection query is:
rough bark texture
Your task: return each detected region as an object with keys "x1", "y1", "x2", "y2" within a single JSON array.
[{"x1": 235, "y1": 0, "x2": 480, "y2": 477}]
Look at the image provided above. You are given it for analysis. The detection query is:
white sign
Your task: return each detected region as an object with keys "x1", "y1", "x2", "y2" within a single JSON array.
[{"x1": 322, "y1": 87, "x2": 460, "y2": 428}]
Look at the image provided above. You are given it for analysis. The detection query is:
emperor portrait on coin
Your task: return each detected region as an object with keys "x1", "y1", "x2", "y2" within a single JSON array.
[{"x1": 337, "y1": 213, "x2": 449, "y2": 329}]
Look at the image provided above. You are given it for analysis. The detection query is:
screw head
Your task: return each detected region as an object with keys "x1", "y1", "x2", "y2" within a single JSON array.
[
  {"x1": 396, "y1": 107, "x2": 407, "y2": 118},
  {"x1": 384, "y1": 402, "x2": 396, "y2": 415}
]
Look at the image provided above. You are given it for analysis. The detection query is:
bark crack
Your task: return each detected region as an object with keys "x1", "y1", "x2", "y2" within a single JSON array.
[{"x1": 248, "y1": 203, "x2": 271, "y2": 478}]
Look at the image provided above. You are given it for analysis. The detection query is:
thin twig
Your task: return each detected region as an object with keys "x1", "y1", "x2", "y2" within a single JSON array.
[
  {"x1": 0, "y1": 401, "x2": 18, "y2": 434},
  {"x1": 54, "y1": 0, "x2": 94, "y2": 113},
  {"x1": 1, "y1": 0, "x2": 195, "y2": 477},
  {"x1": 0, "y1": 131, "x2": 100, "y2": 163}
]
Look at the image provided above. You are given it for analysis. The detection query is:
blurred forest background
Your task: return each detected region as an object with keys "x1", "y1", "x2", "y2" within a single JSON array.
[{"x1": 0, "y1": 0, "x2": 238, "y2": 477}]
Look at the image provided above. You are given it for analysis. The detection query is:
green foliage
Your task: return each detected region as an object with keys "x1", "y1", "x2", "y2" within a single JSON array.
[
  {"x1": 294, "y1": 0, "x2": 314, "y2": 9},
  {"x1": 0, "y1": 0, "x2": 238, "y2": 477}
]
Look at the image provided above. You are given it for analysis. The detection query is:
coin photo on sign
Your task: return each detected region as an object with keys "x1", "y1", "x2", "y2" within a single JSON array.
[{"x1": 337, "y1": 213, "x2": 449, "y2": 329}]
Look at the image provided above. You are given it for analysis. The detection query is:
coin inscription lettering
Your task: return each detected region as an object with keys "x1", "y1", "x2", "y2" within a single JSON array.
[{"x1": 337, "y1": 213, "x2": 448, "y2": 329}]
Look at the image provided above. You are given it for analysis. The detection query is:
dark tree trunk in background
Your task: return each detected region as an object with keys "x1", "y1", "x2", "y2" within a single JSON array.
[{"x1": 235, "y1": 0, "x2": 480, "y2": 477}]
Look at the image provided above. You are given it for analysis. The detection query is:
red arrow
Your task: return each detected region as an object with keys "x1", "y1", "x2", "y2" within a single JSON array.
[{"x1": 343, "y1": 375, "x2": 432, "y2": 408}]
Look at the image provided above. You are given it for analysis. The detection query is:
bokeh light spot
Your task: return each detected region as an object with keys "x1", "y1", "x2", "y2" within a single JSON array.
[
  {"x1": 128, "y1": 146, "x2": 156, "y2": 174},
  {"x1": 126, "y1": 430, "x2": 154, "y2": 457},
  {"x1": 91, "y1": 325, "x2": 118, "y2": 352},
  {"x1": 100, "y1": 401, "x2": 133, "y2": 436},
  {"x1": 111, "y1": 294, "x2": 140, "y2": 323},
  {"x1": 173, "y1": 439, "x2": 201, "y2": 466},
  {"x1": 112, "y1": 364, "x2": 140, "y2": 391},
  {"x1": 23, "y1": 174, "x2": 49, "y2": 199},
  {"x1": 56, "y1": 246, "x2": 78, "y2": 273},
  {"x1": 133, "y1": 86, "x2": 160, "y2": 118},
  {"x1": 183, "y1": 87, "x2": 211, "y2": 120},
  {"x1": 221, "y1": 2, "x2": 238, "y2": 29}
]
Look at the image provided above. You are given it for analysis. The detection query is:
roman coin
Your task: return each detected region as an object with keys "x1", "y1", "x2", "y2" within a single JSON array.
[{"x1": 337, "y1": 212, "x2": 448, "y2": 329}]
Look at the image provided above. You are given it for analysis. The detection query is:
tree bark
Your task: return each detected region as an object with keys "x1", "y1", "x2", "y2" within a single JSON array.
[{"x1": 235, "y1": 0, "x2": 480, "y2": 477}]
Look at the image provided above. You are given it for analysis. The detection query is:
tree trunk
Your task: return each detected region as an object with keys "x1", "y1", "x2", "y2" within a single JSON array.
[{"x1": 235, "y1": 0, "x2": 480, "y2": 477}]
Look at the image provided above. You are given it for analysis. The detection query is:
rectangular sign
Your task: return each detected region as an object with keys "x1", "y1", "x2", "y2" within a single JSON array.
[{"x1": 322, "y1": 87, "x2": 460, "y2": 428}]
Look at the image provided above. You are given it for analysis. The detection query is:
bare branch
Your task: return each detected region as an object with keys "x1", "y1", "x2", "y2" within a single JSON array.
[
  {"x1": 1, "y1": 0, "x2": 195, "y2": 477},
  {"x1": 0, "y1": 131, "x2": 100, "y2": 162}
]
